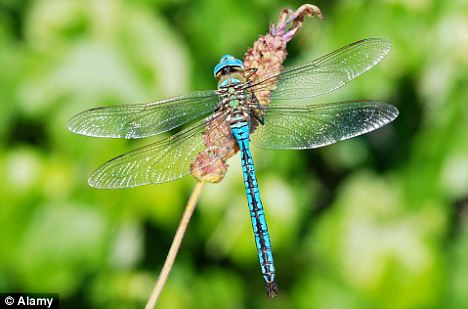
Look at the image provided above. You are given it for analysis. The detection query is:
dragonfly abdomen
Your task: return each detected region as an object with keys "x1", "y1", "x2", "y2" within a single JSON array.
[{"x1": 231, "y1": 121, "x2": 278, "y2": 298}]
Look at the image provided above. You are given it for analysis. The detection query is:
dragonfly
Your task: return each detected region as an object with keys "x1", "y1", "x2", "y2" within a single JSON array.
[{"x1": 67, "y1": 38, "x2": 398, "y2": 297}]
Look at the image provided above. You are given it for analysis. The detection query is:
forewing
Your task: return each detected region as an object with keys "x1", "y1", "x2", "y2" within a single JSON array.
[
  {"x1": 251, "y1": 101, "x2": 398, "y2": 150},
  {"x1": 247, "y1": 38, "x2": 391, "y2": 101},
  {"x1": 67, "y1": 90, "x2": 220, "y2": 139},
  {"x1": 89, "y1": 113, "x2": 227, "y2": 189}
]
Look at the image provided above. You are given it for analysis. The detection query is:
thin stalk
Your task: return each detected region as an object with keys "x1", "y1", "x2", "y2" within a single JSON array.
[{"x1": 145, "y1": 181, "x2": 205, "y2": 309}]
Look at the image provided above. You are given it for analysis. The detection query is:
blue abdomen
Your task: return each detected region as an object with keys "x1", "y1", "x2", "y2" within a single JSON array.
[{"x1": 230, "y1": 121, "x2": 278, "y2": 297}]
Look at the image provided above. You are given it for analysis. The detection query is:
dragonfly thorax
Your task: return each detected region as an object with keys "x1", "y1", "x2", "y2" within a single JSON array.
[{"x1": 216, "y1": 72, "x2": 252, "y2": 126}]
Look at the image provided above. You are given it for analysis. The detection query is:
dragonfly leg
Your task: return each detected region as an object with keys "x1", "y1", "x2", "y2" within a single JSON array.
[{"x1": 244, "y1": 67, "x2": 258, "y2": 80}]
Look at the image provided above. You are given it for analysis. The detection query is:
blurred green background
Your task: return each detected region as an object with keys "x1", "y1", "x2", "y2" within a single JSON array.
[{"x1": 1, "y1": 0, "x2": 467, "y2": 308}]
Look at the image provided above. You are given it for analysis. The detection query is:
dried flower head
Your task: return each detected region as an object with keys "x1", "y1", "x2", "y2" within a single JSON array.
[
  {"x1": 191, "y1": 4, "x2": 323, "y2": 183},
  {"x1": 244, "y1": 4, "x2": 323, "y2": 106}
]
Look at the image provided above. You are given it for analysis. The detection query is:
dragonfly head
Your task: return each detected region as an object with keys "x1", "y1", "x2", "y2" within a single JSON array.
[{"x1": 214, "y1": 54, "x2": 244, "y2": 79}]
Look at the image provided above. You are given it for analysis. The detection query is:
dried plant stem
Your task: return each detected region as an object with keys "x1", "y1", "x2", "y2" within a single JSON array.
[{"x1": 145, "y1": 181, "x2": 205, "y2": 309}]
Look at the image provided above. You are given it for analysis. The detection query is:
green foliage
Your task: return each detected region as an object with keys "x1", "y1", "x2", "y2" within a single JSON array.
[{"x1": 1, "y1": 0, "x2": 467, "y2": 308}]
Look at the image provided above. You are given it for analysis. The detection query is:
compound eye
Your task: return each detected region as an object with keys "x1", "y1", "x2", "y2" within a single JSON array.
[{"x1": 221, "y1": 54, "x2": 234, "y2": 61}]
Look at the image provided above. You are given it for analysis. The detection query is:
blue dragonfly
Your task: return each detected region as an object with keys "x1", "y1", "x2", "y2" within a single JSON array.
[{"x1": 67, "y1": 38, "x2": 398, "y2": 297}]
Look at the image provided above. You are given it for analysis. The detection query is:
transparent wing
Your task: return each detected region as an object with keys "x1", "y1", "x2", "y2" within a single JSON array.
[
  {"x1": 67, "y1": 90, "x2": 220, "y2": 139},
  {"x1": 247, "y1": 38, "x2": 391, "y2": 101},
  {"x1": 89, "y1": 113, "x2": 229, "y2": 189},
  {"x1": 251, "y1": 101, "x2": 398, "y2": 150}
]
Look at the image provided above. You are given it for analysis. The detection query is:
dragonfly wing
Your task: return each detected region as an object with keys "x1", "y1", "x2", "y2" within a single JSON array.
[
  {"x1": 89, "y1": 113, "x2": 228, "y2": 188},
  {"x1": 67, "y1": 90, "x2": 220, "y2": 139},
  {"x1": 251, "y1": 101, "x2": 398, "y2": 150},
  {"x1": 248, "y1": 38, "x2": 391, "y2": 101}
]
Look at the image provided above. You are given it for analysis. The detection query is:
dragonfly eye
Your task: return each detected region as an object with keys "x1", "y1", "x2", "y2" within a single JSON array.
[
  {"x1": 214, "y1": 55, "x2": 244, "y2": 79},
  {"x1": 221, "y1": 54, "x2": 235, "y2": 61}
]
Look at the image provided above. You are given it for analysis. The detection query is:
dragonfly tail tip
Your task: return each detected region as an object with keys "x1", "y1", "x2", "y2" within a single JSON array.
[{"x1": 265, "y1": 281, "x2": 279, "y2": 298}]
